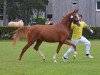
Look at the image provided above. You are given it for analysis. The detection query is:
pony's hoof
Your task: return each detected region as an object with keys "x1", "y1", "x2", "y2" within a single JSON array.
[
  {"x1": 73, "y1": 51, "x2": 77, "y2": 60},
  {"x1": 54, "y1": 60, "x2": 57, "y2": 63},
  {"x1": 73, "y1": 55, "x2": 77, "y2": 60},
  {"x1": 42, "y1": 56, "x2": 45, "y2": 61},
  {"x1": 19, "y1": 60, "x2": 22, "y2": 62},
  {"x1": 18, "y1": 59, "x2": 22, "y2": 62},
  {"x1": 42, "y1": 58, "x2": 45, "y2": 61}
]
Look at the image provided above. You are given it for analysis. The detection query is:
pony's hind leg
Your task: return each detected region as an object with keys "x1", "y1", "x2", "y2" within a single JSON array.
[
  {"x1": 34, "y1": 40, "x2": 45, "y2": 60},
  {"x1": 64, "y1": 40, "x2": 77, "y2": 59},
  {"x1": 19, "y1": 33, "x2": 35, "y2": 61},
  {"x1": 19, "y1": 42, "x2": 33, "y2": 61},
  {"x1": 64, "y1": 40, "x2": 76, "y2": 50},
  {"x1": 53, "y1": 43, "x2": 63, "y2": 63}
]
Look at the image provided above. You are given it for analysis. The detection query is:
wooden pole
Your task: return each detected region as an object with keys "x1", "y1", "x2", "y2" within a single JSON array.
[{"x1": 3, "y1": 0, "x2": 7, "y2": 26}]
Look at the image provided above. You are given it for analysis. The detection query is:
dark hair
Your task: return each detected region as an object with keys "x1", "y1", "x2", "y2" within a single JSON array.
[{"x1": 79, "y1": 14, "x2": 82, "y2": 18}]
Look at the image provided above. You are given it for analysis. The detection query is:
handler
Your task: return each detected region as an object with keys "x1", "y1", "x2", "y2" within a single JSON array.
[{"x1": 62, "y1": 14, "x2": 94, "y2": 62}]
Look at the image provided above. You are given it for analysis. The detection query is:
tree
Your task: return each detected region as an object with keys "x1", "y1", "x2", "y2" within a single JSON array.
[
  {"x1": 33, "y1": 0, "x2": 49, "y2": 22},
  {"x1": 0, "y1": 0, "x2": 48, "y2": 25}
]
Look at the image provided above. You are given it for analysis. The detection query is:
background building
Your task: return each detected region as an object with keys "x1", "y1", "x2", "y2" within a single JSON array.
[{"x1": 46, "y1": 0, "x2": 100, "y2": 27}]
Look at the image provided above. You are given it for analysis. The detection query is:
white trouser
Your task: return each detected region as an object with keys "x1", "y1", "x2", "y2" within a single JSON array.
[{"x1": 63, "y1": 36, "x2": 91, "y2": 59}]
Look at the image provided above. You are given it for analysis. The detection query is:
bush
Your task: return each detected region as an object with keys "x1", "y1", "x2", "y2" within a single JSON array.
[
  {"x1": 83, "y1": 27, "x2": 100, "y2": 39},
  {"x1": 0, "y1": 26, "x2": 100, "y2": 40},
  {"x1": 31, "y1": 16, "x2": 46, "y2": 25},
  {"x1": 37, "y1": 18, "x2": 46, "y2": 25},
  {"x1": 0, "y1": 26, "x2": 20, "y2": 39}
]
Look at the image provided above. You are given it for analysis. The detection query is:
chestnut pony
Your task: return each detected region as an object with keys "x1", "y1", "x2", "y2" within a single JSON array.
[{"x1": 13, "y1": 10, "x2": 80, "y2": 62}]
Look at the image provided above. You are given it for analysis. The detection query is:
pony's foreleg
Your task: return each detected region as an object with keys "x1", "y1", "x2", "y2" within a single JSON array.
[
  {"x1": 34, "y1": 40, "x2": 45, "y2": 60},
  {"x1": 64, "y1": 40, "x2": 77, "y2": 59},
  {"x1": 19, "y1": 42, "x2": 33, "y2": 61},
  {"x1": 53, "y1": 43, "x2": 63, "y2": 63},
  {"x1": 38, "y1": 50, "x2": 45, "y2": 60}
]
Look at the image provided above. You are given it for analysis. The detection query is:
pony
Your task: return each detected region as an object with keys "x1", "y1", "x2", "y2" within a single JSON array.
[
  {"x1": 8, "y1": 20, "x2": 24, "y2": 27},
  {"x1": 13, "y1": 10, "x2": 80, "y2": 63}
]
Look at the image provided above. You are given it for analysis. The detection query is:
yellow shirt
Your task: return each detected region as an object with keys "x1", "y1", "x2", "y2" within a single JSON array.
[{"x1": 71, "y1": 21, "x2": 87, "y2": 39}]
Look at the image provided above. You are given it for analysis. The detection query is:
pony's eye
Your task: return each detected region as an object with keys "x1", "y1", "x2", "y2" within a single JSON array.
[{"x1": 70, "y1": 15, "x2": 73, "y2": 18}]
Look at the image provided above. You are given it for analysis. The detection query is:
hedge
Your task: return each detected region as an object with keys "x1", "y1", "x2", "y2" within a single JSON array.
[
  {"x1": 83, "y1": 27, "x2": 100, "y2": 39},
  {"x1": 0, "y1": 26, "x2": 20, "y2": 39},
  {"x1": 0, "y1": 26, "x2": 100, "y2": 40}
]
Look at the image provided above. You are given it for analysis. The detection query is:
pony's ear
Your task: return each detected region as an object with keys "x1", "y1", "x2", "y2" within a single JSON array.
[{"x1": 73, "y1": 9, "x2": 78, "y2": 13}]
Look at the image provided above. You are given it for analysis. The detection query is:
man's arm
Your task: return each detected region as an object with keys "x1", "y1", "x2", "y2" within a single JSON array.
[{"x1": 85, "y1": 25, "x2": 93, "y2": 33}]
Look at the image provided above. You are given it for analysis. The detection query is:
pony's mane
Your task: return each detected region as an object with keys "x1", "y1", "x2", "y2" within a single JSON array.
[{"x1": 61, "y1": 12, "x2": 73, "y2": 24}]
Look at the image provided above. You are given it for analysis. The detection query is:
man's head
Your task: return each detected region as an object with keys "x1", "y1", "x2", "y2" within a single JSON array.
[{"x1": 79, "y1": 14, "x2": 82, "y2": 21}]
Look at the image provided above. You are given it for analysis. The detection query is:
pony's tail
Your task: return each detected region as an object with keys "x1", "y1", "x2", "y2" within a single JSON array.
[{"x1": 13, "y1": 26, "x2": 30, "y2": 45}]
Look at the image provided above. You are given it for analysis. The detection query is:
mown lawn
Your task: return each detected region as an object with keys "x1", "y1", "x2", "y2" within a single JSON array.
[{"x1": 0, "y1": 40, "x2": 100, "y2": 75}]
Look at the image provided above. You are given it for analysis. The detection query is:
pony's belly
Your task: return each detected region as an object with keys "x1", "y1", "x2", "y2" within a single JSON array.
[{"x1": 39, "y1": 35, "x2": 59, "y2": 42}]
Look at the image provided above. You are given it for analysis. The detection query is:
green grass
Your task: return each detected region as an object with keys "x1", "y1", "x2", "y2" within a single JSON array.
[{"x1": 0, "y1": 40, "x2": 100, "y2": 75}]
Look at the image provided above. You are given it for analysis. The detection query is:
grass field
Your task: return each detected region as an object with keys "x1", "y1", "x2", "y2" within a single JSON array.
[{"x1": 0, "y1": 40, "x2": 100, "y2": 75}]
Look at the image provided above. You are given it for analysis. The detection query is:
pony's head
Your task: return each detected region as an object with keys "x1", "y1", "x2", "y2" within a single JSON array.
[
  {"x1": 70, "y1": 10, "x2": 80, "y2": 26},
  {"x1": 61, "y1": 9, "x2": 80, "y2": 26}
]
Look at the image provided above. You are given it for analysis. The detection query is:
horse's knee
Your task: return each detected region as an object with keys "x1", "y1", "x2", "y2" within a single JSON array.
[
  {"x1": 56, "y1": 50, "x2": 60, "y2": 54},
  {"x1": 34, "y1": 46, "x2": 38, "y2": 51},
  {"x1": 72, "y1": 44, "x2": 76, "y2": 50}
]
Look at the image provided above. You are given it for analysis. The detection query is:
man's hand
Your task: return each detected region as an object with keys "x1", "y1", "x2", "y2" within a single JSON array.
[{"x1": 90, "y1": 29, "x2": 93, "y2": 33}]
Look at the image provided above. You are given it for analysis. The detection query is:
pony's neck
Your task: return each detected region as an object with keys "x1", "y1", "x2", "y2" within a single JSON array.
[
  {"x1": 63, "y1": 20, "x2": 72, "y2": 32},
  {"x1": 61, "y1": 13, "x2": 72, "y2": 30}
]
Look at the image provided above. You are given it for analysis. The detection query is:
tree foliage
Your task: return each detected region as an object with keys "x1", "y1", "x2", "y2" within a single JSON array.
[{"x1": 1, "y1": 0, "x2": 49, "y2": 25}]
